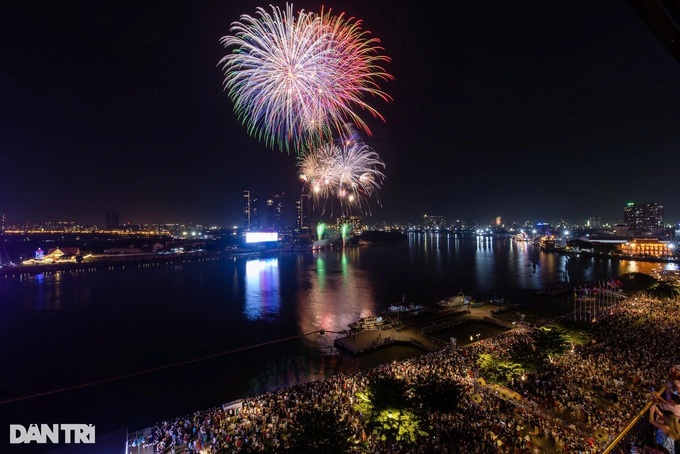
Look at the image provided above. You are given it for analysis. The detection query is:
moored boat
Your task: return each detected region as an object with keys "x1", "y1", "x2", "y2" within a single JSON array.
[
  {"x1": 348, "y1": 315, "x2": 389, "y2": 331},
  {"x1": 386, "y1": 303, "x2": 425, "y2": 314},
  {"x1": 437, "y1": 293, "x2": 472, "y2": 308}
]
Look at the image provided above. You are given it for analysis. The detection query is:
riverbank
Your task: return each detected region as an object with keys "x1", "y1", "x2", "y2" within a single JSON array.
[
  {"x1": 562, "y1": 249, "x2": 680, "y2": 264},
  {"x1": 0, "y1": 251, "x2": 230, "y2": 277},
  {"x1": 127, "y1": 293, "x2": 679, "y2": 453},
  {"x1": 334, "y1": 304, "x2": 514, "y2": 355}
]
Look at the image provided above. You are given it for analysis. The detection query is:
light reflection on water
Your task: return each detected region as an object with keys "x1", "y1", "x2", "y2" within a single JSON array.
[
  {"x1": 1, "y1": 235, "x2": 679, "y2": 434},
  {"x1": 244, "y1": 258, "x2": 280, "y2": 321}
]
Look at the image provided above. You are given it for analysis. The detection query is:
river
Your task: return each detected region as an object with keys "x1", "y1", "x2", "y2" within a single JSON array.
[{"x1": 0, "y1": 232, "x2": 676, "y2": 444}]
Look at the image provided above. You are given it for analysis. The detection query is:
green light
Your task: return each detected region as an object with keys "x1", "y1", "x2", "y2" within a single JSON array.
[
  {"x1": 341, "y1": 223, "x2": 351, "y2": 246},
  {"x1": 316, "y1": 222, "x2": 326, "y2": 241}
]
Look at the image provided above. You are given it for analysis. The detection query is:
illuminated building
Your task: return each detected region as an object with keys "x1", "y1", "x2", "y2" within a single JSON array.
[
  {"x1": 423, "y1": 214, "x2": 446, "y2": 231},
  {"x1": 623, "y1": 202, "x2": 664, "y2": 235},
  {"x1": 243, "y1": 190, "x2": 259, "y2": 231},
  {"x1": 620, "y1": 238, "x2": 673, "y2": 258},
  {"x1": 295, "y1": 194, "x2": 310, "y2": 232},
  {"x1": 265, "y1": 192, "x2": 285, "y2": 231},
  {"x1": 336, "y1": 215, "x2": 362, "y2": 233}
]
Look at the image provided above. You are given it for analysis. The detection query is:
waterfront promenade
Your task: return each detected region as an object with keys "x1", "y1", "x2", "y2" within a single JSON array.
[
  {"x1": 127, "y1": 293, "x2": 680, "y2": 453},
  {"x1": 0, "y1": 251, "x2": 222, "y2": 277},
  {"x1": 334, "y1": 304, "x2": 514, "y2": 355}
]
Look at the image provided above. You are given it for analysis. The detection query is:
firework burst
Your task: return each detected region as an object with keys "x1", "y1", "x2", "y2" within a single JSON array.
[
  {"x1": 219, "y1": 4, "x2": 392, "y2": 153},
  {"x1": 297, "y1": 138, "x2": 386, "y2": 215}
]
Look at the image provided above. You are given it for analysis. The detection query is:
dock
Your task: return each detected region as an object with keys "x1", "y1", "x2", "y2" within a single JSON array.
[{"x1": 334, "y1": 304, "x2": 514, "y2": 355}]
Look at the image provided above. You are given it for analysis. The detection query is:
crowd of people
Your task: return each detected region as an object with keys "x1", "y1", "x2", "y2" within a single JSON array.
[{"x1": 128, "y1": 293, "x2": 680, "y2": 453}]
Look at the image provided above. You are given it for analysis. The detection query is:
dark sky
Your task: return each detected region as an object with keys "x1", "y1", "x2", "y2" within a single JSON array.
[{"x1": 1, "y1": 1, "x2": 679, "y2": 227}]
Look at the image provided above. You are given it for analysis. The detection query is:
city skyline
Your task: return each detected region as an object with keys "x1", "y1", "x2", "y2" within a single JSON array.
[{"x1": 2, "y1": 1, "x2": 679, "y2": 227}]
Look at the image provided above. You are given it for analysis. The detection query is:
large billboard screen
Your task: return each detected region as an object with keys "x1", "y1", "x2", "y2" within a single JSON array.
[{"x1": 245, "y1": 232, "x2": 279, "y2": 243}]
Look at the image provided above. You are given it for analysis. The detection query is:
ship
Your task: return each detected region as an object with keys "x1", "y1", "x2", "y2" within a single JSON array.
[
  {"x1": 539, "y1": 236, "x2": 556, "y2": 252},
  {"x1": 348, "y1": 315, "x2": 389, "y2": 331},
  {"x1": 386, "y1": 303, "x2": 425, "y2": 314},
  {"x1": 437, "y1": 293, "x2": 472, "y2": 308}
]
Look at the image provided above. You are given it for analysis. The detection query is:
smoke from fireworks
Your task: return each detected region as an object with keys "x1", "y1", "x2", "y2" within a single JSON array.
[
  {"x1": 297, "y1": 138, "x2": 386, "y2": 215},
  {"x1": 219, "y1": 4, "x2": 393, "y2": 153}
]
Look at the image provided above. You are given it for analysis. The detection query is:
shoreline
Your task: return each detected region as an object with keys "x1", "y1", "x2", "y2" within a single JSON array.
[{"x1": 0, "y1": 251, "x2": 227, "y2": 277}]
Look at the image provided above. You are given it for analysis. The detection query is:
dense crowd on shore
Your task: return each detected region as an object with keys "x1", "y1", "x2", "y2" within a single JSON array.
[{"x1": 129, "y1": 294, "x2": 680, "y2": 453}]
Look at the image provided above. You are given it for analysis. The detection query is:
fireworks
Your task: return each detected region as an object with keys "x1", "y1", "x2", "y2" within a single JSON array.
[
  {"x1": 316, "y1": 222, "x2": 327, "y2": 241},
  {"x1": 297, "y1": 138, "x2": 386, "y2": 214},
  {"x1": 219, "y1": 4, "x2": 393, "y2": 153}
]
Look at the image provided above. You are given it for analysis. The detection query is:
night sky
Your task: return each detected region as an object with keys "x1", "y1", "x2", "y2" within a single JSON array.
[{"x1": 1, "y1": 1, "x2": 679, "y2": 227}]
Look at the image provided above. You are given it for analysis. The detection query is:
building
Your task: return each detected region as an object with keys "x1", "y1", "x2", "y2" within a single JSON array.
[
  {"x1": 619, "y1": 238, "x2": 673, "y2": 259},
  {"x1": 295, "y1": 194, "x2": 310, "y2": 231},
  {"x1": 623, "y1": 202, "x2": 664, "y2": 235},
  {"x1": 423, "y1": 214, "x2": 446, "y2": 230},
  {"x1": 336, "y1": 215, "x2": 362, "y2": 233},
  {"x1": 106, "y1": 211, "x2": 120, "y2": 230},
  {"x1": 265, "y1": 192, "x2": 286, "y2": 231},
  {"x1": 243, "y1": 190, "x2": 259, "y2": 231}
]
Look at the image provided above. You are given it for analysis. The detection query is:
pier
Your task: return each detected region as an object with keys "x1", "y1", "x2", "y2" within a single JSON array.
[{"x1": 334, "y1": 304, "x2": 514, "y2": 355}]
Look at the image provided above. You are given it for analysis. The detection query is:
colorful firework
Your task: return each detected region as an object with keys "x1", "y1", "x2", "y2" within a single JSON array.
[
  {"x1": 316, "y1": 222, "x2": 326, "y2": 241},
  {"x1": 297, "y1": 138, "x2": 386, "y2": 215},
  {"x1": 219, "y1": 4, "x2": 393, "y2": 153},
  {"x1": 341, "y1": 223, "x2": 351, "y2": 246}
]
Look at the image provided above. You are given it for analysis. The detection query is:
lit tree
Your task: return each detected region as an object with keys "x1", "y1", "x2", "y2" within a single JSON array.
[{"x1": 353, "y1": 376, "x2": 429, "y2": 447}]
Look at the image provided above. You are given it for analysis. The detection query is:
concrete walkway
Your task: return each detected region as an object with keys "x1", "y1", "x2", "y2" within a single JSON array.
[{"x1": 334, "y1": 304, "x2": 511, "y2": 355}]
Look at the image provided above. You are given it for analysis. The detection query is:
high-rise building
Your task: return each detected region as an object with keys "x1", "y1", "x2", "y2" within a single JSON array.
[
  {"x1": 623, "y1": 202, "x2": 664, "y2": 235},
  {"x1": 295, "y1": 194, "x2": 310, "y2": 231},
  {"x1": 336, "y1": 215, "x2": 362, "y2": 232},
  {"x1": 423, "y1": 214, "x2": 446, "y2": 230},
  {"x1": 243, "y1": 190, "x2": 259, "y2": 231},
  {"x1": 106, "y1": 211, "x2": 120, "y2": 230},
  {"x1": 0, "y1": 213, "x2": 5, "y2": 232},
  {"x1": 535, "y1": 223, "x2": 552, "y2": 236},
  {"x1": 265, "y1": 192, "x2": 285, "y2": 231}
]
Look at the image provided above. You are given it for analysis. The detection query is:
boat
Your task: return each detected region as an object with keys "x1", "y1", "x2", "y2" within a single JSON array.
[
  {"x1": 539, "y1": 236, "x2": 556, "y2": 252},
  {"x1": 490, "y1": 296, "x2": 510, "y2": 306},
  {"x1": 387, "y1": 303, "x2": 425, "y2": 314},
  {"x1": 437, "y1": 293, "x2": 472, "y2": 308},
  {"x1": 513, "y1": 232, "x2": 530, "y2": 242},
  {"x1": 348, "y1": 315, "x2": 389, "y2": 331}
]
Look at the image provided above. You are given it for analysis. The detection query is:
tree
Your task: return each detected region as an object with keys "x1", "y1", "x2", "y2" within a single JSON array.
[
  {"x1": 353, "y1": 376, "x2": 429, "y2": 447},
  {"x1": 476, "y1": 353, "x2": 525, "y2": 385},
  {"x1": 648, "y1": 280, "x2": 680, "y2": 299},
  {"x1": 284, "y1": 407, "x2": 355, "y2": 454},
  {"x1": 530, "y1": 325, "x2": 568, "y2": 361}
]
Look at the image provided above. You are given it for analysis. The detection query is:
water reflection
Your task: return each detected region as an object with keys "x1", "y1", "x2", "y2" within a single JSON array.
[
  {"x1": 243, "y1": 258, "x2": 281, "y2": 321},
  {"x1": 298, "y1": 248, "x2": 377, "y2": 351}
]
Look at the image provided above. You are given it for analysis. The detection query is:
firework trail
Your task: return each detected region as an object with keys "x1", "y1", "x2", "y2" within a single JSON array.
[
  {"x1": 219, "y1": 4, "x2": 392, "y2": 153},
  {"x1": 297, "y1": 138, "x2": 386, "y2": 215}
]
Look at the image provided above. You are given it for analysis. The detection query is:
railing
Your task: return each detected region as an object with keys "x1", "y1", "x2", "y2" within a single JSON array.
[{"x1": 603, "y1": 391, "x2": 659, "y2": 453}]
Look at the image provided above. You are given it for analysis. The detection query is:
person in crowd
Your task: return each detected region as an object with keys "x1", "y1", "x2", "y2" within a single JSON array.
[
  {"x1": 663, "y1": 366, "x2": 680, "y2": 398},
  {"x1": 652, "y1": 390, "x2": 680, "y2": 418},
  {"x1": 649, "y1": 404, "x2": 680, "y2": 454}
]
